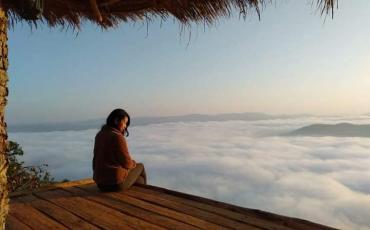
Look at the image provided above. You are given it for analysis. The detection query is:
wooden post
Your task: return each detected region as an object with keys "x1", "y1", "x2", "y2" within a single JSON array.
[{"x1": 0, "y1": 4, "x2": 8, "y2": 230}]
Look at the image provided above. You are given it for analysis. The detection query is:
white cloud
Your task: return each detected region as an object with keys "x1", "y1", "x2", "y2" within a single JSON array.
[{"x1": 9, "y1": 116, "x2": 370, "y2": 230}]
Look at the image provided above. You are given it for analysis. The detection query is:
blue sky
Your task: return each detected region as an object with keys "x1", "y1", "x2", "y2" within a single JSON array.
[{"x1": 7, "y1": 0, "x2": 370, "y2": 124}]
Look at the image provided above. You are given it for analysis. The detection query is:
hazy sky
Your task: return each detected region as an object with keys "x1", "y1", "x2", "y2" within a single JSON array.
[{"x1": 7, "y1": 0, "x2": 370, "y2": 124}]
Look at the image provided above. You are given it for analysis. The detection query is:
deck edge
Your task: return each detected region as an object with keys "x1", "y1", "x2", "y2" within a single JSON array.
[{"x1": 9, "y1": 178, "x2": 95, "y2": 198}]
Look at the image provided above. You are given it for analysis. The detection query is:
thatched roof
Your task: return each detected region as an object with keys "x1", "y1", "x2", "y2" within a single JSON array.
[{"x1": 4, "y1": 0, "x2": 337, "y2": 29}]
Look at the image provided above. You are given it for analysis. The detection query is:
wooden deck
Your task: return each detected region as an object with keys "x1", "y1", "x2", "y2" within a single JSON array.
[{"x1": 6, "y1": 179, "x2": 338, "y2": 230}]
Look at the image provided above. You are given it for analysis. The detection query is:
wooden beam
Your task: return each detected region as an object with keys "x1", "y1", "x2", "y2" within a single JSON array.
[
  {"x1": 10, "y1": 178, "x2": 95, "y2": 198},
  {"x1": 99, "y1": 0, "x2": 121, "y2": 7},
  {"x1": 0, "y1": 4, "x2": 8, "y2": 230},
  {"x1": 90, "y1": 0, "x2": 103, "y2": 22}
]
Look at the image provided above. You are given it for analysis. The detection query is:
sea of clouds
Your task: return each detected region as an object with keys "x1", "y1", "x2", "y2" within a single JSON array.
[{"x1": 9, "y1": 115, "x2": 370, "y2": 230}]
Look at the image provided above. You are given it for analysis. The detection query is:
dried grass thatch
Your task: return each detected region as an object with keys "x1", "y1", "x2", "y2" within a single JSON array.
[{"x1": 3, "y1": 0, "x2": 338, "y2": 29}]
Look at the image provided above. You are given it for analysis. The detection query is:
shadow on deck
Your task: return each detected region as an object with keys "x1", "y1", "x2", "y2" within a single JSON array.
[{"x1": 7, "y1": 178, "x2": 338, "y2": 229}]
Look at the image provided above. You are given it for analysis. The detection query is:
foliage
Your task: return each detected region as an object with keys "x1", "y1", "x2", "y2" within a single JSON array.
[{"x1": 6, "y1": 141, "x2": 54, "y2": 193}]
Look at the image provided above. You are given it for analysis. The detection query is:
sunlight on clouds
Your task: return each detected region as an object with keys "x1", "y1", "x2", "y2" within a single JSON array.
[{"x1": 9, "y1": 116, "x2": 370, "y2": 230}]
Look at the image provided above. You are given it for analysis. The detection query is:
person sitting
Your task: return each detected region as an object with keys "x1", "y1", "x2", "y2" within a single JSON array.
[{"x1": 93, "y1": 108, "x2": 146, "y2": 192}]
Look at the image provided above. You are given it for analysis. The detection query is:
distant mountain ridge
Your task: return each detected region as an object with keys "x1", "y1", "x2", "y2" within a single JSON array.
[
  {"x1": 8, "y1": 112, "x2": 307, "y2": 133},
  {"x1": 290, "y1": 123, "x2": 370, "y2": 137}
]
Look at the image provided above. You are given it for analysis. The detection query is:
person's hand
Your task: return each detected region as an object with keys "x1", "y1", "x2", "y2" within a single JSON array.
[{"x1": 130, "y1": 160, "x2": 137, "y2": 169}]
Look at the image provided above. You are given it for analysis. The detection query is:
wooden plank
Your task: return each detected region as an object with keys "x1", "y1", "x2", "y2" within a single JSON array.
[
  {"x1": 64, "y1": 186, "x2": 199, "y2": 230},
  {"x1": 50, "y1": 178, "x2": 95, "y2": 188},
  {"x1": 137, "y1": 184, "x2": 338, "y2": 230},
  {"x1": 9, "y1": 199, "x2": 68, "y2": 230},
  {"x1": 5, "y1": 215, "x2": 32, "y2": 230},
  {"x1": 132, "y1": 186, "x2": 293, "y2": 230},
  {"x1": 79, "y1": 184, "x2": 228, "y2": 230},
  {"x1": 15, "y1": 194, "x2": 100, "y2": 230},
  {"x1": 125, "y1": 189, "x2": 263, "y2": 230},
  {"x1": 10, "y1": 178, "x2": 95, "y2": 198},
  {"x1": 34, "y1": 188, "x2": 163, "y2": 230}
]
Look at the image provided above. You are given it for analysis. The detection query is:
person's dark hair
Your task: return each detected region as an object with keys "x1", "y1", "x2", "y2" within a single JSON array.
[{"x1": 105, "y1": 108, "x2": 131, "y2": 136}]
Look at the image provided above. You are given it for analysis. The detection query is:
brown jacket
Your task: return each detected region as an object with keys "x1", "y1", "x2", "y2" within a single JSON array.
[{"x1": 93, "y1": 125, "x2": 136, "y2": 185}]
